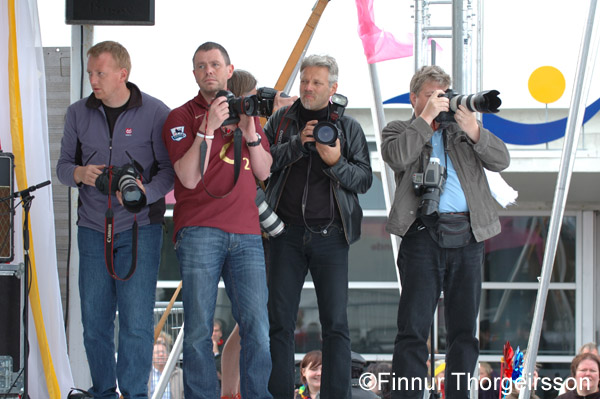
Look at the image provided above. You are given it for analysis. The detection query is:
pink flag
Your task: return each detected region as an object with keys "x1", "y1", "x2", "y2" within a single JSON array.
[{"x1": 355, "y1": 0, "x2": 413, "y2": 63}]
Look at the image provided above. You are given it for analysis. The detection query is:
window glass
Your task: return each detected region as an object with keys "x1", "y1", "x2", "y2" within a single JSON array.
[
  {"x1": 484, "y1": 216, "x2": 576, "y2": 283},
  {"x1": 435, "y1": 289, "x2": 575, "y2": 356},
  {"x1": 358, "y1": 172, "x2": 386, "y2": 211},
  {"x1": 348, "y1": 217, "x2": 396, "y2": 281},
  {"x1": 297, "y1": 288, "x2": 400, "y2": 354}
]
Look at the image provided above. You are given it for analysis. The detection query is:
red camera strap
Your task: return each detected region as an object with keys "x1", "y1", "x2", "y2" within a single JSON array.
[{"x1": 103, "y1": 168, "x2": 138, "y2": 281}]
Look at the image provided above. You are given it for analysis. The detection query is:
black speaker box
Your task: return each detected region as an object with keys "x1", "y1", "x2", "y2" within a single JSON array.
[
  {"x1": 0, "y1": 274, "x2": 22, "y2": 372},
  {"x1": 0, "y1": 152, "x2": 14, "y2": 263},
  {"x1": 66, "y1": 0, "x2": 155, "y2": 25}
]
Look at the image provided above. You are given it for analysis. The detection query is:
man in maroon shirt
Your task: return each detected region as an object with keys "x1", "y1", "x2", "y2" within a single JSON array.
[{"x1": 162, "y1": 42, "x2": 272, "y2": 399}]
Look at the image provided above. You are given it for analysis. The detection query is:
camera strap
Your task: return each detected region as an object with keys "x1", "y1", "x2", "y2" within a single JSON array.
[
  {"x1": 103, "y1": 168, "x2": 138, "y2": 281},
  {"x1": 274, "y1": 106, "x2": 293, "y2": 145},
  {"x1": 441, "y1": 129, "x2": 449, "y2": 181},
  {"x1": 199, "y1": 127, "x2": 242, "y2": 199}
]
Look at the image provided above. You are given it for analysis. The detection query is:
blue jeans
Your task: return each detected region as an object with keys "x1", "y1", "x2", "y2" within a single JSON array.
[
  {"x1": 78, "y1": 224, "x2": 162, "y2": 399},
  {"x1": 175, "y1": 226, "x2": 272, "y2": 399},
  {"x1": 391, "y1": 221, "x2": 484, "y2": 399},
  {"x1": 268, "y1": 224, "x2": 351, "y2": 399}
]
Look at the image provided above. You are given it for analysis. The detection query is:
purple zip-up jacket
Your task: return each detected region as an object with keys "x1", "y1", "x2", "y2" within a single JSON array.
[{"x1": 57, "y1": 82, "x2": 174, "y2": 234}]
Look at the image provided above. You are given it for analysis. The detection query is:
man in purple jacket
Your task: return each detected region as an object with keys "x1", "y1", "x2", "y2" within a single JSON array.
[{"x1": 57, "y1": 41, "x2": 173, "y2": 398}]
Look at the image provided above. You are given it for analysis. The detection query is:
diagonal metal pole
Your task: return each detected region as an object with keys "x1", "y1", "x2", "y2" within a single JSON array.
[
  {"x1": 367, "y1": 63, "x2": 401, "y2": 293},
  {"x1": 519, "y1": 1, "x2": 599, "y2": 398}
]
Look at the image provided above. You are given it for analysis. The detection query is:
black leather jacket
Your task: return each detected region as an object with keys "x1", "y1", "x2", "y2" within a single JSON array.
[{"x1": 264, "y1": 100, "x2": 373, "y2": 244}]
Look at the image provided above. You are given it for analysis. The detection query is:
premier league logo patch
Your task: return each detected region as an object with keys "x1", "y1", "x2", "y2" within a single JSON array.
[{"x1": 170, "y1": 126, "x2": 186, "y2": 141}]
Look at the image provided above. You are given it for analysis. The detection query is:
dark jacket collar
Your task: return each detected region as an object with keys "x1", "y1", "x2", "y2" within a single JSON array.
[{"x1": 85, "y1": 81, "x2": 142, "y2": 110}]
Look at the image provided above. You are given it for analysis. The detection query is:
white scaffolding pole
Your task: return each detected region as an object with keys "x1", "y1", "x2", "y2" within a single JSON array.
[
  {"x1": 367, "y1": 63, "x2": 401, "y2": 293},
  {"x1": 519, "y1": 1, "x2": 600, "y2": 398}
]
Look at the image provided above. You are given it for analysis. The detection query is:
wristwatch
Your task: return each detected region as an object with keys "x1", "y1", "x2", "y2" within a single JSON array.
[{"x1": 246, "y1": 133, "x2": 262, "y2": 147}]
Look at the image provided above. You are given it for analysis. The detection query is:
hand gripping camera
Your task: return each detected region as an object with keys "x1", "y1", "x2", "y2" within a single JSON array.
[
  {"x1": 311, "y1": 93, "x2": 348, "y2": 147},
  {"x1": 216, "y1": 87, "x2": 288, "y2": 126},
  {"x1": 435, "y1": 89, "x2": 501, "y2": 123},
  {"x1": 95, "y1": 154, "x2": 147, "y2": 214},
  {"x1": 412, "y1": 157, "x2": 446, "y2": 216}
]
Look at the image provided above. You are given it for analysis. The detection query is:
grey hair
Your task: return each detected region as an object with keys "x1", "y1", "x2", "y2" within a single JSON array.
[
  {"x1": 300, "y1": 54, "x2": 338, "y2": 86},
  {"x1": 410, "y1": 65, "x2": 451, "y2": 95}
]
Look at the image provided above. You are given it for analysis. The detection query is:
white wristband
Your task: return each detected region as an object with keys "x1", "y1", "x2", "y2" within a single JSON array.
[{"x1": 197, "y1": 132, "x2": 214, "y2": 140}]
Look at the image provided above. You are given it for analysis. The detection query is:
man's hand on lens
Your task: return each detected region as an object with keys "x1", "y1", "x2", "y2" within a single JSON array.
[
  {"x1": 316, "y1": 139, "x2": 341, "y2": 166},
  {"x1": 238, "y1": 114, "x2": 258, "y2": 143},
  {"x1": 455, "y1": 105, "x2": 480, "y2": 143},
  {"x1": 116, "y1": 179, "x2": 145, "y2": 206}
]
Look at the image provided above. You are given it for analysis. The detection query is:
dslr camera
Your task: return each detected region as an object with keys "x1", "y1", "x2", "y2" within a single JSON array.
[
  {"x1": 412, "y1": 157, "x2": 446, "y2": 216},
  {"x1": 436, "y1": 89, "x2": 501, "y2": 123},
  {"x1": 308, "y1": 93, "x2": 348, "y2": 149},
  {"x1": 95, "y1": 155, "x2": 147, "y2": 214},
  {"x1": 216, "y1": 87, "x2": 288, "y2": 126}
]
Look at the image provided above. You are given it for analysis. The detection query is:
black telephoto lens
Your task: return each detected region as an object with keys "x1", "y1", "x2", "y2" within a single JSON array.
[
  {"x1": 470, "y1": 90, "x2": 501, "y2": 113},
  {"x1": 313, "y1": 122, "x2": 338, "y2": 146}
]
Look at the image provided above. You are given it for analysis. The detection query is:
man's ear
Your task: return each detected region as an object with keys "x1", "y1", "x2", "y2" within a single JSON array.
[
  {"x1": 409, "y1": 92, "x2": 416, "y2": 108},
  {"x1": 329, "y1": 82, "x2": 338, "y2": 97},
  {"x1": 121, "y1": 68, "x2": 129, "y2": 83}
]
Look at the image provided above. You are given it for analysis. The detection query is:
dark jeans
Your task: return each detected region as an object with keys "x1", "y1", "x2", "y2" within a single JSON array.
[
  {"x1": 391, "y1": 221, "x2": 484, "y2": 399},
  {"x1": 268, "y1": 224, "x2": 352, "y2": 399}
]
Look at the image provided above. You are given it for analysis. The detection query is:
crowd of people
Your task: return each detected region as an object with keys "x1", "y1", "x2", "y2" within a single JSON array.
[{"x1": 57, "y1": 38, "x2": 595, "y2": 399}]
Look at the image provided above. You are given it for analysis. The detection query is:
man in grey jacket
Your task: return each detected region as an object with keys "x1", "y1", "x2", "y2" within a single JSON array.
[
  {"x1": 57, "y1": 41, "x2": 173, "y2": 398},
  {"x1": 381, "y1": 65, "x2": 510, "y2": 399}
]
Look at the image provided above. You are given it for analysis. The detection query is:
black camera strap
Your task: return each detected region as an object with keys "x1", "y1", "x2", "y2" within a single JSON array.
[
  {"x1": 442, "y1": 129, "x2": 449, "y2": 181},
  {"x1": 103, "y1": 168, "x2": 138, "y2": 281},
  {"x1": 199, "y1": 127, "x2": 243, "y2": 199}
]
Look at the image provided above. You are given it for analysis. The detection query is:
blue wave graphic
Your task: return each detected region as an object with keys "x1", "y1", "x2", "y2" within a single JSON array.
[{"x1": 383, "y1": 94, "x2": 600, "y2": 145}]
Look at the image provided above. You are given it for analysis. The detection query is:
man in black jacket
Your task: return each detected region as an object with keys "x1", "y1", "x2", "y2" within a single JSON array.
[{"x1": 264, "y1": 54, "x2": 372, "y2": 399}]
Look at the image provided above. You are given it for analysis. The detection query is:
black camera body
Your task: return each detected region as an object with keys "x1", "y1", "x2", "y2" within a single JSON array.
[
  {"x1": 95, "y1": 158, "x2": 147, "y2": 214},
  {"x1": 436, "y1": 88, "x2": 501, "y2": 123},
  {"x1": 311, "y1": 93, "x2": 348, "y2": 147},
  {"x1": 217, "y1": 87, "x2": 286, "y2": 126},
  {"x1": 412, "y1": 157, "x2": 446, "y2": 216}
]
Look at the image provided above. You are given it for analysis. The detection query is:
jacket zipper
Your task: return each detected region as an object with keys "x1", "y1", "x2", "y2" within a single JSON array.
[{"x1": 330, "y1": 180, "x2": 349, "y2": 244}]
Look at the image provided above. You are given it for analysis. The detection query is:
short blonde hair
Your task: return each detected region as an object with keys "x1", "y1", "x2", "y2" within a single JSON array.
[{"x1": 88, "y1": 40, "x2": 131, "y2": 80}]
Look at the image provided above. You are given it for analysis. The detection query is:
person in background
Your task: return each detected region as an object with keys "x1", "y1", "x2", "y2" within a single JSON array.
[
  {"x1": 218, "y1": 69, "x2": 296, "y2": 399},
  {"x1": 212, "y1": 319, "x2": 225, "y2": 381},
  {"x1": 366, "y1": 362, "x2": 392, "y2": 399},
  {"x1": 556, "y1": 352, "x2": 600, "y2": 399},
  {"x1": 478, "y1": 362, "x2": 500, "y2": 399},
  {"x1": 296, "y1": 350, "x2": 322, "y2": 399},
  {"x1": 148, "y1": 342, "x2": 184, "y2": 399},
  {"x1": 557, "y1": 343, "x2": 600, "y2": 395}
]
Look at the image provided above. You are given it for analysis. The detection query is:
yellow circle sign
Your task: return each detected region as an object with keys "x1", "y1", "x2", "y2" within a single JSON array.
[{"x1": 528, "y1": 66, "x2": 566, "y2": 104}]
